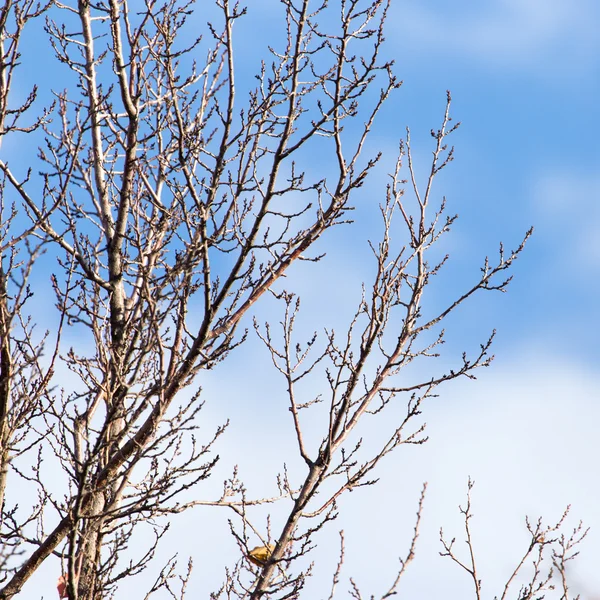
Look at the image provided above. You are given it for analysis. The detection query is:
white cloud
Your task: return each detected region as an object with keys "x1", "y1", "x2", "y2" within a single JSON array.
[
  {"x1": 185, "y1": 331, "x2": 600, "y2": 598},
  {"x1": 328, "y1": 349, "x2": 600, "y2": 598}
]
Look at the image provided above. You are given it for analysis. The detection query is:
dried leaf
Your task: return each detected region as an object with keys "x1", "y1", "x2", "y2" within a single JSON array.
[{"x1": 57, "y1": 574, "x2": 68, "y2": 599}]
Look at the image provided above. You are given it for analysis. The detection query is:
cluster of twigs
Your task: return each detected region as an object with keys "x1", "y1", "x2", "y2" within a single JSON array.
[{"x1": 0, "y1": 0, "x2": 583, "y2": 599}]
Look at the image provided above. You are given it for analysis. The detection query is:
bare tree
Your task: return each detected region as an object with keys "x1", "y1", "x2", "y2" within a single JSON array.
[
  {"x1": 0, "y1": 0, "x2": 584, "y2": 599},
  {"x1": 439, "y1": 479, "x2": 589, "y2": 600}
]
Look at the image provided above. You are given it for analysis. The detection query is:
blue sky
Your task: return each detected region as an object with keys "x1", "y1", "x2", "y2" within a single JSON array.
[
  {"x1": 8, "y1": 0, "x2": 600, "y2": 598},
  {"x1": 193, "y1": 0, "x2": 600, "y2": 597}
]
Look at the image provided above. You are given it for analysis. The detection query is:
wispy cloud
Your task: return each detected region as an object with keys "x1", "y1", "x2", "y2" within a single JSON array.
[
  {"x1": 391, "y1": 0, "x2": 599, "y2": 73},
  {"x1": 531, "y1": 169, "x2": 600, "y2": 271}
]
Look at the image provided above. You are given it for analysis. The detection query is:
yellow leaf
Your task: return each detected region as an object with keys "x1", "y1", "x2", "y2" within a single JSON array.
[{"x1": 247, "y1": 543, "x2": 275, "y2": 567}]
